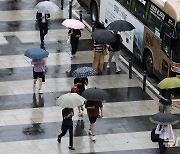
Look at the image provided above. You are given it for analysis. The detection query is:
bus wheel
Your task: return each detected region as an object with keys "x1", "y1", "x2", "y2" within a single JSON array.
[
  {"x1": 145, "y1": 52, "x2": 153, "y2": 76},
  {"x1": 90, "y1": 1, "x2": 99, "y2": 23}
]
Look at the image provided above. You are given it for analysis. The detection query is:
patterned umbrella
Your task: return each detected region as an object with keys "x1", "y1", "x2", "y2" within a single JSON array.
[
  {"x1": 72, "y1": 67, "x2": 97, "y2": 78},
  {"x1": 150, "y1": 112, "x2": 179, "y2": 125}
]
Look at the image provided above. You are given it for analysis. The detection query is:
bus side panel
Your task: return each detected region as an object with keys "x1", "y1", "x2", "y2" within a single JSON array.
[
  {"x1": 99, "y1": 0, "x2": 144, "y2": 60},
  {"x1": 143, "y1": 27, "x2": 171, "y2": 78}
]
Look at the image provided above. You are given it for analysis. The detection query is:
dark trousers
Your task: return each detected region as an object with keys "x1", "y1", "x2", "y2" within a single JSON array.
[
  {"x1": 39, "y1": 23, "x2": 48, "y2": 42},
  {"x1": 58, "y1": 124, "x2": 73, "y2": 147},
  {"x1": 158, "y1": 138, "x2": 167, "y2": 154},
  {"x1": 71, "y1": 39, "x2": 79, "y2": 55}
]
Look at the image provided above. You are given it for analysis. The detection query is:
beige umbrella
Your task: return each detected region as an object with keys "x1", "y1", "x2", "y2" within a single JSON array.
[{"x1": 56, "y1": 93, "x2": 86, "y2": 108}]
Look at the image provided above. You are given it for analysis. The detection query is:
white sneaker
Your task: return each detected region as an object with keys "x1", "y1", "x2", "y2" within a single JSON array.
[
  {"x1": 39, "y1": 89, "x2": 43, "y2": 94},
  {"x1": 107, "y1": 63, "x2": 110, "y2": 68},
  {"x1": 91, "y1": 135, "x2": 96, "y2": 141},
  {"x1": 89, "y1": 129, "x2": 92, "y2": 135}
]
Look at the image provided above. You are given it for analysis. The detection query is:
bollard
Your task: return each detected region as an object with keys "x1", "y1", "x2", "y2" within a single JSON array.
[
  {"x1": 61, "y1": 0, "x2": 64, "y2": 10},
  {"x1": 129, "y1": 58, "x2": 132, "y2": 79},
  {"x1": 143, "y1": 71, "x2": 147, "y2": 92},
  {"x1": 69, "y1": 1, "x2": 72, "y2": 19},
  {"x1": 79, "y1": 10, "x2": 82, "y2": 21}
]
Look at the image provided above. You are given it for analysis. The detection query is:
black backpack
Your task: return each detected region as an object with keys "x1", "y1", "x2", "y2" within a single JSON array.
[{"x1": 151, "y1": 128, "x2": 159, "y2": 142}]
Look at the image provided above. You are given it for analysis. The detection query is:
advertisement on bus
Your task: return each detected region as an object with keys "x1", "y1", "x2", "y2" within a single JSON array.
[{"x1": 99, "y1": 0, "x2": 144, "y2": 55}]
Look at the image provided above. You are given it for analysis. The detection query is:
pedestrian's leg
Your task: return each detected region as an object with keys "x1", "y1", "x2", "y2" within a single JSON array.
[
  {"x1": 107, "y1": 51, "x2": 113, "y2": 68},
  {"x1": 114, "y1": 51, "x2": 121, "y2": 72},
  {"x1": 158, "y1": 138, "x2": 167, "y2": 154},
  {"x1": 58, "y1": 126, "x2": 68, "y2": 143},
  {"x1": 99, "y1": 53, "x2": 104, "y2": 71},
  {"x1": 69, "y1": 125, "x2": 74, "y2": 147},
  {"x1": 73, "y1": 40, "x2": 79, "y2": 55},
  {"x1": 43, "y1": 25, "x2": 48, "y2": 36},
  {"x1": 90, "y1": 123, "x2": 95, "y2": 135},
  {"x1": 33, "y1": 78, "x2": 37, "y2": 92},
  {"x1": 40, "y1": 28, "x2": 44, "y2": 43},
  {"x1": 165, "y1": 105, "x2": 171, "y2": 113},
  {"x1": 92, "y1": 52, "x2": 99, "y2": 71},
  {"x1": 38, "y1": 78, "x2": 43, "y2": 93},
  {"x1": 159, "y1": 103, "x2": 164, "y2": 112}
]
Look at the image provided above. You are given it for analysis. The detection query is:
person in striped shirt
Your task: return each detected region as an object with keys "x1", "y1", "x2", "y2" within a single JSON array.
[{"x1": 92, "y1": 41, "x2": 106, "y2": 75}]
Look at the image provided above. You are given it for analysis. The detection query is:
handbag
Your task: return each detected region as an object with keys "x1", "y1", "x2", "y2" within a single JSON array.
[
  {"x1": 67, "y1": 36, "x2": 70, "y2": 43},
  {"x1": 151, "y1": 128, "x2": 159, "y2": 142}
]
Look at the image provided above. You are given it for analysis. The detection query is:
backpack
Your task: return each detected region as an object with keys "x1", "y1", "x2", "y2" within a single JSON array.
[{"x1": 151, "y1": 128, "x2": 159, "y2": 142}]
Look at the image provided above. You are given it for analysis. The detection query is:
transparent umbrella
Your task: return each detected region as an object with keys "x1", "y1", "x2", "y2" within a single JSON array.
[{"x1": 35, "y1": 1, "x2": 60, "y2": 13}]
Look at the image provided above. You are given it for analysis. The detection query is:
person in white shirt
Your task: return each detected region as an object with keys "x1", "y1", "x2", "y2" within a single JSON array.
[{"x1": 155, "y1": 124, "x2": 175, "y2": 154}]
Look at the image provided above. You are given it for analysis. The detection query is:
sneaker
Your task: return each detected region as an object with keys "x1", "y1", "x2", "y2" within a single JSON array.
[
  {"x1": 68, "y1": 146, "x2": 75, "y2": 150},
  {"x1": 91, "y1": 135, "x2": 96, "y2": 142},
  {"x1": 39, "y1": 89, "x2": 43, "y2": 94},
  {"x1": 57, "y1": 137, "x2": 61, "y2": 143},
  {"x1": 116, "y1": 69, "x2": 121, "y2": 74},
  {"x1": 89, "y1": 129, "x2": 92, "y2": 135},
  {"x1": 107, "y1": 63, "x2": 110, "y2": 68}
]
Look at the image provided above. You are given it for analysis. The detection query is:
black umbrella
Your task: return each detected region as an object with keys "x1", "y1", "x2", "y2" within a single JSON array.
[
  {"x1": 81, "y1": 87, "x2": 108, "y2": 101},
  {"x1": 107, "y1": 20, "x2": 135, "y2": 32},
  {"x1": 91, "y1": 29, "x2": 116, "y2": 43},
  {"x1": 150, "y1": 113, "x2": 179, "y2": 125}
]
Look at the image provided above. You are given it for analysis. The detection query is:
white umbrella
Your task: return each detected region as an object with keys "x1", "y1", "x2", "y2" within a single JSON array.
[
  {"x1": 56, "y1": 93, "x2": 86, "y2": 108},
  {"x1": 35, "y1": 1, "x2": 60, "y2": 13}
]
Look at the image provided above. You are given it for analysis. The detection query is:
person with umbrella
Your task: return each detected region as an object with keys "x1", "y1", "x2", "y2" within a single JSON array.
[
  {"x1": 85, "y1": 100, "x2": 103, "y2": 142},
  {"x1": 57, "y1": 108, "x2": 75, "y2": 150},
  {"x1": 92, "y1": 40, "x2": 107, "y2": 75},
  {"x1": 155, "y1": 124, "x2": 175, "y2": 154},
  {"x1": 107, "y1": 31, "x2": 123, "y2": 74},
  {"x1": 150, "y1": 112, "x2": 179, "y2": 154},
  {"x1": 74, "y1": 77, "x2": 88, "y2": 118},
  {"x1": 159, "y1": 88, "x2": 174, "y2": 113},
  {"x1": 56, "y1": 93, "x2": 85, "y2": 150},
  {"x1": 31, "y1": 58, "x2": 46, "y2": 94},
  {"x1": 36, "y1": 9, "x2": 50, "y2": 44},
  {"x1": 68, "y1": 28, "x2": 81, "y2": 58}
]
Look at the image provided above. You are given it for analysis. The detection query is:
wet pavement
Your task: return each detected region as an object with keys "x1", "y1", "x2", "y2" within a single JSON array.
[{"x1": 0, "y1": 0, "x2": 179, "y2": 154}]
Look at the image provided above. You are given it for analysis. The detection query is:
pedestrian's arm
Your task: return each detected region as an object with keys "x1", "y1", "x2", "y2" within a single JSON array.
[
  {"x1": 64, "y1": 112, "x2": 74, "y2": 119},
  {"x1": 99, "y1": 106, "x2": 103, "y2": 117},
  {"x1": 159, "y1": 94, "x2": 168, "y2": 101}
]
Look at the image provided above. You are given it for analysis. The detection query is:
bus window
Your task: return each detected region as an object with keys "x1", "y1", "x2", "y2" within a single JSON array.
[
  {"x1": 162, "y1": 59, "x2": 168, "y2": 77},
  {"x1": 172, "y1": 39, "x2": 180, "y2": 62},
  {"x1": 130, "y1": 0, "x2": 147, "y2": 24},
  {"x1": 162, "y1": 34, "x2": 171, "y2": 57},
  {"x1": 117, "y1": 0, "x2": 131, "y2": 10},
  {"x1": 147, "y1": 10, "x2": 163, "y2": 35}
]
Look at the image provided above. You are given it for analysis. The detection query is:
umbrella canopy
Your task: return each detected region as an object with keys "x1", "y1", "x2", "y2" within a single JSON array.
[
  {"x1": 35, "y1": 1, "x2": 60, "y2": 12},
  {"x1": 106, "y1": 20, "x2": 135, "y2": 32},
  {"x1": 62, "y1": 19, "x2": 85, "y2": 29},
  {"x1": 56, "y1": 93, "x2": 86, "y2": 108},
  {"x1": 158, "y1": 77, "x2": 180, "y2": 89},
  {"x1": 24, "y1": 48, "x2": 49, "y2": 59},
  {"x1": 81, "y1": 87, "x2": 108, "y2": 101},
  {"x1": 91, "y1": 29, "x2": 116, "y2": 43},
  {"x1": 150, "y1": 112, "x2": 179, "y2": 125},
  {"x1": 72, "y1": 67, "x2": 97, "y2": 78}
]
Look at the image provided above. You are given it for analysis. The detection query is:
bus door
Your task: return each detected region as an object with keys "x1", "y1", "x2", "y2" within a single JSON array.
[{"x1": 160, "y1": 23, "x2": 174, "y2": 77}]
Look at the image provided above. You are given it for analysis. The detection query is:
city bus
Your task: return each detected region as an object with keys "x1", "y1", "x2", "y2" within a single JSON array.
[{"x1": 81, "y1": 0, "x2": 180, "y2": 79}]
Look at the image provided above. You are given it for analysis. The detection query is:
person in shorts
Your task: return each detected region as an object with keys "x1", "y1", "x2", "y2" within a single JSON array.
[
  {"x1": 85, "y1": 100, "x2": 103, "y2": 141},
  {"x1": 31, "y1": 59, "x2": 46, "y2": 94}
]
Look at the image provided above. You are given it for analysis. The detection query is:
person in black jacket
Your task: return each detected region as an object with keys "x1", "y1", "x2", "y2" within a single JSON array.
[
  {"x1": 57, "y1": 108, "x2": 75, "y2": 150},
  {"x1": 68, "y1": 29, "x2": 81, "y2": 58},
  {"x1": 36, "y1": 11, "x2": 50, "y2": 44}
]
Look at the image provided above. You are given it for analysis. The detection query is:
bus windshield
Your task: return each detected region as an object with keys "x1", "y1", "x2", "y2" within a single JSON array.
[{"x1": 172, "y1": 39, "x2": 180, "y2": 62}]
